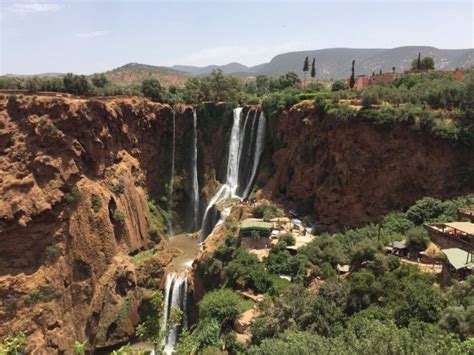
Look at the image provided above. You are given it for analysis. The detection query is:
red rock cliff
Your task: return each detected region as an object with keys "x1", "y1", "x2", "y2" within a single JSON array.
[
  {"x1": 0, "y1": 96, "x2": 179, "y2": 353},
  {"x1": 261, "y1": 105, "x2": 473, "y2": 228}
]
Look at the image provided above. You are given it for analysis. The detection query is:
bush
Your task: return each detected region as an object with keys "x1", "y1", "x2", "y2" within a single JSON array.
[
  {"x1": 91, "y1": 194, "x2": 102, "y2": 213},
  {"x1": 7, "y1": 94, "x2": 17, "y2": 102},
  {"x1": 23, "y1": 286, "x2": 60, "y2": 305},
  {"x1": 252, "y1": 203, "x2": 282, "y2": 220},
  {"x1": 198, "y1": 289, "x2": 246, "y2": 325},
  {"x1": 108, "y1": 183, "x2": 125, "y2": 195},
  {"x1": 113, "y1": 209, "x2": 126, "y2": 223},
  {"x1": 63, "y1": 186, "x2": 81, "y2": 203},
  {"x1": 0, "y1": 331, "x2": 27, "y2": 354},
  {"x1": 361, "y1": 90, "x2": 380, "y2": 108},
  {"x1": 406, "y1": 227, "x2": 429, "y2": 252},
  {"x1": 279, "y1": 232, "x2": 295, "y2": 246},
  {"x1": 45, "y1": 245, "x2": 60, "y2": 258}
]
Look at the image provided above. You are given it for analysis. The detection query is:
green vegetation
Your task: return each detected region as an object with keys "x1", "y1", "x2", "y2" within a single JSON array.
[
  {"x1": 192, "y1": 194, "x2": 474, "y2": 354},
  {"x1": 63, "y1": 186, "x2": 82, "y2": 204},
  {"x1": 411, "y1": 53, "x2": 435, "y2": 71},
  {"x1": 112, "y1": 209, "x2": 126, "y2": 223},
  {"x1": 44, "y1": 245, "x2": 60, "y2": 258},
  {"x1": 73, "y1": 341, "x2": 87, "y2": 355},
  {"x1": 23, "y1": 287, "x2": 60, "y2": 305},
  {"x1": 108, "y1": 183, "x2": 125, "y2": 195},
  {"x1": 0, "y1": 331, "x2": 27, "y2": 355},
  {"x1": 37, "y1": 117, "x2": 60, "y2": 137},
  {"x1": 147, "y1": 199, "x2": 165, "y2": 242},
  {"x1": 136, "y1": 290, "x2": 182, "y2": 353},
  {"x1": 130, "y1": 249, "x2": 155, "y2": 265},
  {"x1": 91, "y1": 194, "x2": 102, "y2": 213},
  {"x1": 251, "y1": 203, "x2": 283, "y2": 221},
  {"x1": 142, "y1": 78, "x2": 164, "y2": 102},
  {"x1": 117, "y1": 297, "x2": 131, "y2": 323},
  {"x1": 198, "y1": 288, "x2": 248, "y2": 325}
]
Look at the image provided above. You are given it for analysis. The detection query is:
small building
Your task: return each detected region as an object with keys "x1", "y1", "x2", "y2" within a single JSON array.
[
  {"x1": 337, "y1": 264, "x2": 350, "y2": 275},
  {"x1": 239, "y1": 219, "x2": 273, "y2": 250},
  {"x1": 424, "y1": 222, "x2": 474, "y2": 251},
  {"x1": 440, "y1": 248, "x2": 474, "y2": 284},
  {"x1": 354, "y1": 71, "x2": 402, "y2": 90},
  {"x1": 386, "y1": 240, "x2": 408, "y2": 257}
]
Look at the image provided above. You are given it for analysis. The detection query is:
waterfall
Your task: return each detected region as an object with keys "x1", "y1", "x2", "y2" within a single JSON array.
[
  {"x1": 191, "y1": 110, "x2": 200, "y2": 230},
  {"x1": 242, "y1": 111, "x2": 266, "y2": 197},
  {"x1": 167, "y1": 110, "x2": 176, "y2": 236},
  {"x1": 199, "y1": 107, "x2": 266, "y2": 243},
  {"x1": 162, "y1": 272, "x2": 188, "y2": 355}
]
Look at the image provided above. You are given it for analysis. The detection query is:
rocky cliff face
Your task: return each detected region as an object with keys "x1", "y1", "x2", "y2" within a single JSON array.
[
  {"x1": 261, "y1": 104, "x2": 474, "y2": 229},
  {"x1": 0, "y1": 96, "x2": 183, "y2": 353}
]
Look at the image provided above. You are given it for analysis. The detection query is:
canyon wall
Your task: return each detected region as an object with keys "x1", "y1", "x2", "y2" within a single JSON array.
[
  {"x1": 1, "y1": 95, "x2": 472, "y2": 352},
  {"x1": 0, "y1": 96, "x2": 184, "y2": 353},
  {"x1": 260, "y1": 104, "x2": 474, "y2": 229}
]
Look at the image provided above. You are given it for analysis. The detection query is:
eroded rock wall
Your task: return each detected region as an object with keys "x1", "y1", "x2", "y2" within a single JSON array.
[{"x1": 261, "y1": 105, "x2": 473, "y2": 229}]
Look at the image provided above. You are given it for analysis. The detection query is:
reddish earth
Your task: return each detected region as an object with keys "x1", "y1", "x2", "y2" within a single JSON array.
[
  {"x1": 0, "y1": 95, "x2": 185, "y2": 353},
  {"x1": 261, "y1": 105, "x2": 474, "y2": 229}
]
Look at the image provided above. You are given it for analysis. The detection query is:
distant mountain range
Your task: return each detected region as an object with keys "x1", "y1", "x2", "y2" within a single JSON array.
[
  {"x1": 4, "y1": 46, "x2": 473, "y2": 84},
  {"x1": 171, "y1": 46, "x2": 473, "y2": 80}
]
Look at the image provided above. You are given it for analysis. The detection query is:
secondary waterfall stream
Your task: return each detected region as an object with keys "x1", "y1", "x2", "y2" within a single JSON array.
[
  {"x1": 199, "y1": 107, "x2": 266, "y2": 243},
  {"x1": 191, "y1": 109, "x2": 200, "y2": 231},
  {"x1": 157, "y1": 107, "x2": 266, "y2": 354}
]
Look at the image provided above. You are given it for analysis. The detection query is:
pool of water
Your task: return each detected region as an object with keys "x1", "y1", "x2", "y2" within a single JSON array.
[{"x1": 166, "y1": 233, "x2": 200, "y2": 272}]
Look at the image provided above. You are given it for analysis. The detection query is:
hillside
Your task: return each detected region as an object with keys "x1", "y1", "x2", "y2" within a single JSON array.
[
  {"x1": 172, "y1": 46, "x2": 473, "y2": 80},
  {"x1": 256, "y1": 46, "x2": 474, "y2": 79},
  {"x1": 104, "y1": 63, "x2": 190, "y2": 86}
]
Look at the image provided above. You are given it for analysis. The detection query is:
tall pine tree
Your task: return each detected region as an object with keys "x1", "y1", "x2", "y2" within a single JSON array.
[
  {"x1": 310, "y1": 58, "x2": 316, "y2": 82},
  {"x1": 303, "y1": 56, "x2": 309, "y2": 88},
  {"x1": 349, "y1": 59, "x2": 355, "y2": 89}
]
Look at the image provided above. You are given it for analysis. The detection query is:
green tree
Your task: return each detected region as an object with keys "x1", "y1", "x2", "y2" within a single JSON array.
[
  {"x1": 63, "y1": 73, "x2": 92, "y2": 96},
  {"x1": 142, "y1": 78, "x2": 164, "y2": 102},
  {"x1": 394, "y1": 281, "x2": 443, "y2": 326},
  {"x1": 136, "y1": 290, "x2": 182, "y2": 352},
  {"x1": 406, "y1": 226, "x2": 429, "y2": 253},
  {"x1": 91, "y1": 73, "x2": 109, "y2": 88},
  {"x1": 349, "y1": 59, "x2": 356, "y2": 89},
  {"x1": 25, "y1": 77, "x2": 40, "y2": 93},
  {"x1": 303, "y1": 56, "x2": 310, "y2": 88},
  {"x1": 310, "y1": 58, "x2": 316, "y2": 82},
  {"x1": 332, "y1": 80, "x2": 346, "y2": 91},
  {"x1": 198, "y1": 288, "x2": 244, "y2": 326}
]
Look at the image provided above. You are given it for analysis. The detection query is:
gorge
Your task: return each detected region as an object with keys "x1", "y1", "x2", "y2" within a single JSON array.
[{"x1": 0, "y1": 93, "x2": 472, "y2": 353}]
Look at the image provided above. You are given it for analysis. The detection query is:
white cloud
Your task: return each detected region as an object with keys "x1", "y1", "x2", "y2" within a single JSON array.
[
  {"x1": 75, "y1": 30, "x2": 109, "y2": 39},
  {"x1": 8, "y1": 2, "x2": 62, "y2": 14},
  {"x1": 177, "y1": 40, "x2": 319, "y2": 67}
]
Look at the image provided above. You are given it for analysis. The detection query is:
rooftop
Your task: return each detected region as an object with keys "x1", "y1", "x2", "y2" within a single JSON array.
[
  {"x1": 444, "y1": 222, "x2": 474, "y2": 235},
  {"x1": 240, "y1": 219, "x2": 273, "y2": 233},
  {"x1": 442, "y1": 248, "x2": 474, "y2": 270}
]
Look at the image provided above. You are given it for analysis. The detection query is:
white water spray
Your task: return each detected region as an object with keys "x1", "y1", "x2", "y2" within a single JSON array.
[
  {"x1": 191, "y1": 110, "x2": 200, "y2": 230},
  {"x1": 162, "y1": 272, "x2": 188, "y2": 355},
  {"x1": 199, "y1": 107, "x2": 266, "y2": 242}
]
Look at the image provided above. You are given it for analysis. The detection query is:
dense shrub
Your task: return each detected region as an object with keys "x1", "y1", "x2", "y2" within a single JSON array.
[
  {"x1": 91, "y1": 194, "x2": 102, "y2": 213},
  {"x1": 198, "y1": 289, "x2": 246, "y2": 325},
  {"x1": 251, "y1": 203, "x2": 283, "y2": 220}
]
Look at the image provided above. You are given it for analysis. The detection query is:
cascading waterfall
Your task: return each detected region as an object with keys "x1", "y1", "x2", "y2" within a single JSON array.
[
  {"x1": 199, "y1": 107, "x2": 266, "y2": 243},
  {"x1": 162, "y1": 272, "x2": 188, "y2": 355},
  {"x1": 191, "y1": 109, "x2": 200, "y2": 230}
]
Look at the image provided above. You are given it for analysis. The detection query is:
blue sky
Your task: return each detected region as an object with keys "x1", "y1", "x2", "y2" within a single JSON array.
[{"x1": 0, "y1": 0, "x2": 472, "y2": 74}]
